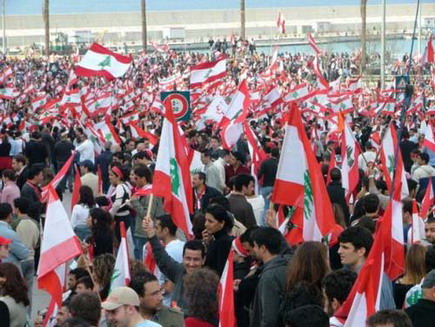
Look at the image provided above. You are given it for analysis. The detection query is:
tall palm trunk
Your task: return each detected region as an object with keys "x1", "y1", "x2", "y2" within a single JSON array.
[
  {"x1": 141, "y1": 0, "x2": 147, "y2": 52},
  {"x1": 43, "y1": 0, "x2": 50, "y2": 57},
  {"x1": 240, "y1": 0, "x2": 245, "y2": 40},
  {"x1": 360, "y1": 0, "x2": 367, "y2": 74}
]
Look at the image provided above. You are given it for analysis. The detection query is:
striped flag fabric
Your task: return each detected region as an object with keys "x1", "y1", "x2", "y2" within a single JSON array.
[
  {"x1": 190, "y1": 57, "x2": 227, "y2": 88},
  {"x1": 276, "y1": 12, "x2": 286, "y2": 34},
  {"x1": 284, "y1": 83, "x2": 311, "y2": 103},
  {"x1": 308, "y1": 33, "x2": 324, "y2": 55},
  {"x1": 271, "y1": 105, "x2": 335, "y2": 242},
  {"x1": 152, "y1": 100, "x2": 194, "y2": 238},
  {"x1": 341, "y1": 120, "x2": 360, "y2": 196},
  {"x1": 219, "y1": 248, "x2": 235, "y2": 327},
  {"x1": 420, "y1": 178, "x2": 434, "y2": 219},
  {"x1": 129, "y1": 123, "x2": 159, "y2": 146},
  {"x1": 110, "y1": 222, "x2": 131, "y2": 290},
  {"x1": 75, "y1": 43, "x2": 132, "y2": 80},
  {"x1": 379, "y1": 124, "x2": 409, "y2": 199},
  {"x1": 70, "y1": 165, "x2": 82, "y2": 211},
  {"x1": 37, "y1": 186, "x2": 82, "y2": 313},
  {"x1": 422, "y1": 122, "x2": 435, "y2": 151},
  {"x1": 410, "y1": 200, "x2": 425, "y2": 245}
]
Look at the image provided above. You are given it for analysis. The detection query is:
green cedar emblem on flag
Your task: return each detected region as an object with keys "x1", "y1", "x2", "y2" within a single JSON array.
[
  {"x1": 387, "y1": 154, "x2": 395, "y2": 175},
  {"x1": 170, "y1": 158, "x2": 180, "y2": 196},
  {"x1": 346, "y1": 145, "x2": 354, "y2": 167},
  {"x1": 303, "y1": 170, "x2": 314, "y2": 220},
  {"x1": 98, "y1": 56, "x2": 111, "y2": 69}
]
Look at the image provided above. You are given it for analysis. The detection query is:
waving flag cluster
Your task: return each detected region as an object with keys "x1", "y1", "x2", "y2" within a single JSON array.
[{"x1": 271, "y1": 105, "x2": 335, "y2": 243}]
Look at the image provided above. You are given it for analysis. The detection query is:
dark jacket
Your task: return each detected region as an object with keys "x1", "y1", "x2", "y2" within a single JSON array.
[
  {"x1": 16, "y1": 166, "x2": 29, "y2": 190},
  {"x1": 250, "y1": 254, "x2": 291, "y2": 327},
  {"x1": 400, "y1": 139, "x2": 417, "y2": 173},
  {"x1": 257, "y1": 157, "x2": 278, "y2": 188},
  {"x1": 405, "y1": 299, "x2": 435, "y2": 327},
  {"x1": 327, "y1": 181, "x2": 350, "y2": 225},
  {"x1": 149, "y1": 235, "x2": 188, "y2": 313},
  {"x1": 155, "y1": 305, "x2": 185, "y2": 327},
  {"x1": 228, "y1": 193, "x2": 257, "y2": 228},
  {"x1": 54, "y1": 140, "x2": 75, "y2": 163},
  {"x1": 204, "y1": 229, "x2": 234, "y2": 277},
  {"x1": 25, "y1": 139, "x2": 48, "y2": 166},
  {"x1": 193, "y1": 185, "x2": 221, "y2": 213}
]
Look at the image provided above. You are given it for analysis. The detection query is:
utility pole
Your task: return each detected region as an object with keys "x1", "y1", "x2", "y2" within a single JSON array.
[
  {"x1": 418, "y1": 1, "x2": 422, "y2": 55},
  {"x1": 240, "y1": 0, "x2": 245, "y2": 40},
  {"x1": 43, "y1": 0, "x2": 50, "y2": 57},
  {"x1": 141, "y1": 0, "x2": 147, "y2": 53},
  {"x1": 381, "y1": 0, "x2": 386, "y2": 89},
  {"x1": 2, "y1": 0, "x2": 5, "y2": 55}
]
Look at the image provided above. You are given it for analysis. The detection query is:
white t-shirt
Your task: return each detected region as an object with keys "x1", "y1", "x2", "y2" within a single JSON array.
[
  {"x1": 135, "y1": 320, "x2": 162, "y2": 327},
  {"x1": 76, "y1": 139, "x2": 95, "y2": 163},
  {"x1": 70, "y1": 204, "x2": 90, "y2": 228}
]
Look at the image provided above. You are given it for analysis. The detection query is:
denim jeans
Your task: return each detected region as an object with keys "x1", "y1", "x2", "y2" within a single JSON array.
[
  {"x1": 74, "y1": 224, "x2": 92, "y2": 242},
  {"x1": 21, "y1": 259, "x2": 34, "y2": 313},
  {"x1": 134, "y1": 236, "x2": 148, "y2": 261},
  {"x1": 260, "y1": 186, "x2": 273, "y2": 226}
]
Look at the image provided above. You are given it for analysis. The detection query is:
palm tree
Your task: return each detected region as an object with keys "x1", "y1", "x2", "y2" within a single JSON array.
[
  {"x1": 240, "y1": 0, "x2": 245, "y2": 40},
  {"x1": 43, "y1": 0, "x2": 50, "y2": 56},
  {"x1": 360, "y1": 0, "x2": 367, "y2": 74},
  {"x1": 141, "y1": 0, "x2": 147, "y2": 52}
]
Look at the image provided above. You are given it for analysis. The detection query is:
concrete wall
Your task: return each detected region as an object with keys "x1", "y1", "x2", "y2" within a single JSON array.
[{"x1": 3, "y1": 4, "x2": 434, "y2": 47}]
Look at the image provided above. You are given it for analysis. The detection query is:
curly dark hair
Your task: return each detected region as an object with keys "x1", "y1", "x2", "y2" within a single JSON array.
[
  {"x1": 78, "y1": 185, "x2": 95, "y2": 208},
  {"x1": 183, "y1": 268, "x2": 219, "y2": 323},
  {"x1": 0, "y1": 262, "x2": 29, "y2": 306}
]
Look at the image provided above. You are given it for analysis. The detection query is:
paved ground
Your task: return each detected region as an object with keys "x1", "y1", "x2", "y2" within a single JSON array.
[{"x1": 31, "y1": 191, "x2": 73, "y2": 321}]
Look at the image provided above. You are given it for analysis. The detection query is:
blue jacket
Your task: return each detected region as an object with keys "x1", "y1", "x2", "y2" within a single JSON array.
[{"x1": 0, "y1": 221, "x2": 29, "y2": 271}]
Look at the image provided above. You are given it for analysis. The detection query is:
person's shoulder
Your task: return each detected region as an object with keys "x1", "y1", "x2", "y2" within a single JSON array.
[
  {"x1": 159, "y1": 305, "x2": 184, "y2": 318},
  {"x1": 135, "y1": 320, "x2": 162, "y2": 327}
]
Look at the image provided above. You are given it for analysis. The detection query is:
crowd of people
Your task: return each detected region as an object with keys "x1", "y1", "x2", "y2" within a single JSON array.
[{"x1": 0, "y1": 35, "x2": 432, "y2": 327}]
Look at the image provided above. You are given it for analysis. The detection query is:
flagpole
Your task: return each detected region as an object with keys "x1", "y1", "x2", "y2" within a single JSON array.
[
  {"x1": 380, "y1": 0, "x2": 386, "y2": 89},
  {"x1": 1, "y1": 0, "x2": 5, "y2": 55},
  {"x1": 146, "y1": 193, "x2": 154, "y2": 218}
]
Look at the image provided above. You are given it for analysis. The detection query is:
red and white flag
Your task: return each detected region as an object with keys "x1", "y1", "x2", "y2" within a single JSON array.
[
  {"x1": 220, "y1": 80, "x2": 251, "y2": 149},
  {"x1": 152, "y1": 101, "x2": 193, "y2": 238},
  {"x1": 410, "y1": 200, "x2": 425, "y2": 245},
  {"x1": 219, "y1": 248, "x2": 235, "y2": 327},
  {"x1": 94, "y1": 116, "x2": 122, "y2": 145},
  {"x1": 271, "y1": 105, "x2": 335, "y2": 242},
  {"x1": 190, "y1": 57, "x2": 227, "y2": 88},
  {"x1": 341, "y1": 120, "x2": 360, "y2": 196},
  {"x1": 0, "y1": 85, "x2": 20, "y2": 100},
  {"x1": 422, "y1": 33, "x2": 434, "y2": 64},
  {"x1": 75, "y1": 43, "x2": 132, "y2": 80},
  {"x1": 284, "y1": 83, "x2": 311, "y2": 103},
  {"x1": 422, "y1": 122, "x2": 435, "y2": 152},
  {"x1": 110, "y1": 221, "x2": 131, "y2": 290},
  {"x1": 37, "y1": 186, "x2": 82, "y2": 315},
  {"x1": 70, "y1": 165, "x2": 82, "y2": 211},
  {"x1": 308, "y1": 33, "x2": 324, "y2": 55},
  {"x1": 143, "y1": 242, "x2": 161, "y2": 280},
  {"x1": 276, "y1": 12, "x2": 286, "y2": 34},
  {"x1": 379, "y1": 124, "x2": 409, "y2": 199},
  {"x1": 149, "y1": 41, "x2": 170, "y2": 53},
  {"x1": 41, "y1": 152, "x2": 76, "y2": 202},
  {"x1": 420, "y1": 179, "x2": 434, "y2": 219},
  {"x1": 129, "y1": 123, "x2": 158, "y2": 146},
  {"x1": 335, "y1": 177, "x2": 405, "y2": 326}
]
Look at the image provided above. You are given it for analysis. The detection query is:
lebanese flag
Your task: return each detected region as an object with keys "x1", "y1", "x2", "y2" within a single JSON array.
[
  {"x1": 313, "y1": 55, "x2": 329, "y2": 89},
  {"x1": 308, "y1": 33, "x2": 324, "y2": 55},
  {"x1": 143, "y1": 242, "x2": 162, "y2": 280},
  {"x1": 152, "y1": 101, "x2": 193, "y2": 238},
  {"x1": 110, "y1": 221, "x2": 131, "y2": 290},
  {"x1": 75, "y1": 43, "x2": 132, "y2": 80},
  {"x1": 94, "y1": 116, "x2": 122, "y2": 145},
  {"x1": 420, "y1": 178, "x2": 434, "y2": 219},
  {"x1": 341, "y1": 120, "x2": 360, "y2": 195},
  {"x1": 37, "y1": 186, "x2": 82, "y2": 310},
  {"x1": 271, "y1": 105, "x2": 335, "y2": 242},
  {"x1": 336, "y1": 180, "x2": 404, "y2": 326},
  {"x1": 424, "y1": 33, "x2": 434, "y2": 63},
  {"x1": 422, "y1": 122, "x2": 435, "y2": 152},
  {"x1": 220, "y1": 80, "x2": 250, "y2": 149},
  {"x1": 190, "y1": 57, "x2": 227, "y2": 88},
  {"x1": 149, "y1": 41, "x2": 170, "y2": 53},
  {"x1": 219, "y1": 249, "x2": 235, "y2": 327},
  {"x1": 70, "y1": 165, "x2": 82, "y2": 211},
  {"x1": 41, "y1": 152, "x2": 76, "y2": 202},
  {"x1": 379, "y1": 124, "x2": 409, "y2": 199},
  {"x1": 284, "y1": 83, "x2": 311, "y2": 103},
  {"x1": 410, "y1": 200, "x2": 425, "y2": 245},
  {"x1": 196, "y1": 95, "x2": 228, "y2": 130},
  {"x1": 0, "y1": 85, "x2": 20, "y2": 100},
  {"x1": 129, "y1": 123, "x2": 159, "y2": 145},
  {"x1": 134, "y1": 184, "x2": 153, "y2": 197},
  {"x1": 276, "y1": 12, "x2": 285, "y2": 34},
  {"x1": 158, "y1": 72, "x2": 183, "y2": 91}
]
